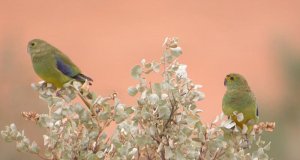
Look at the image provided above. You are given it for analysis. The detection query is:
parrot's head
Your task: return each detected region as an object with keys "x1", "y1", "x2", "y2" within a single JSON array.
[
  {"x1": 27, "y1": 39, "x2": 51, "y2": 57},
  {"x1": 224, "y1": 73, "x2": 250, "y2": 90}
]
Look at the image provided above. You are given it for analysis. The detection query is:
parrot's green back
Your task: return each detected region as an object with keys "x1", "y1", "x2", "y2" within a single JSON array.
[
  {"x1": 28, "y1": 39, "x2": 92, "y2": 88},
  {"x1": 222, "y1": 73, "x2": 258, "y2": 131}
]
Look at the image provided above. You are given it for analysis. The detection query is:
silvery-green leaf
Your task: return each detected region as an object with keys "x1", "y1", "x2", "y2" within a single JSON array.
[
  {"x1": 16, "y1": 131, "x2": 23, "y2": 141},
  {"x1": 175, "y1": 64, "x2": 187, "y2": 79},
  {"x1": 149, "y1": 125, "x2": 157, "y2": 136},
  {"x1": 29, "y1": 141, "x2": 39, "y2": 153},
  {"x1": 10, "y1": 123, "x2": 17, "y2": 132},
  {"x1": 161, "y1": 93, "x2": 168, "y2": 100},
  {"x1": 170, "y1": 47, "x2": 182, "y2": 57},
  {"x1": 175, "y1": 149, "x2": 185, "y2": 160},
  {"x1": 158, "y1": 105, "x2": 171, "y2": 120},
  {"x1": 153, "y1": 83, "x2": 161, "y2": 93},
  {"x1": 129, "y1": 148, "x2": 137, "y2": 155},
  {"x1": 16, "y1": 141, "x2": 27, "y2": 152},
  {"x1": 38, "y1": 115, "x2": 53, "y2": 128},
  {"x1": 116, "y1": 104, "x2": 125, "y2": 113},
  {"x1": 152, "y1": 62, "x2": 160, "y2": 72},
  {"x1": 140, "y1": 90, "x2": 148, "y2": 100},
  {"x1": 52, "y1": 109, "x2": 63, "y2": 120},
  {"x1": 87, "y1": 153, "x2": 98, "y2": 160},
  {"x1": 72, "y1": 103, "x2": 84, "y2": 113},
  {"x1": 44, "y1": 150, "x2": 53, "y2": 159},
  {"x1": 114, "y1": 113, "x2": 127, "y2": 124},
  {"x1": 164, "y1": 146, "x2": 174, "y2": 159},
  {"x1": 189, "y1": 104, "x2": 197, "y2": 110},
  {"x1": 141, "y1": 107, "x2": 151, "y2": 120},
  {"x1": 128, "y1": 86, "x2": 138, "y2": 96},
  {"x1": 192, "y1": 137, "x2": 203, "y2": 142},
  {"x1": 131, "y1": 65, "x2": 142, "y2": 79},
  {"x1": 125, "y1": 107, "x2": 134, "y2": 114},
  {"x1": 182, "y1": 127, "x2": 192, "y2": 136},
  {"x1": 136, "y1": 135, "x2": 152, "y2": 146},
  {"x1": 148, "y1": 94, "x2": 159, "y2": 105},
  {"x1": 89, "y1": 130, "x2": 99, "y2": 139},
  {"x1": 186, "y1": 116, "x2": 199, "y2": 126},
  {"x1": 264, "y1": 142, "x2": 271, "y2": 151},
  {"x1": 96, "y1": 151, "x2": 105, "y2": 158},
  {"x1": 165, "y1": 52, "x2": 175, "y2": 63},
  {"x1": 22, "y1": 137, "x2": 30, "y2": 145},
  {"x1": 79, "y1": 110, "x2": 90, "y2": 122},
  {"x1": 98, "y1": 111, "x2": 110, "y2": 120},
  {"x1": 161, "y1": 82, "x2": 173, "y2": 90},
  {"x1": 145, "y1": 63, "x2": 152, "y2": 68}
]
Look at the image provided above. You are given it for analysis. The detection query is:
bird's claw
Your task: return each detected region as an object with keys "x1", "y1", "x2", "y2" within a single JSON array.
[
  {"x1": 56, "y1": 89, "x2": 64, "y2": 97},
  {"x1": 40, "y1": 82, "x2": 48, "y2": 90}
]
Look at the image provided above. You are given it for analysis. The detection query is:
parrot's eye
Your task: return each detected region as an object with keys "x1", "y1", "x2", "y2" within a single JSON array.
[
  {"x1": 30, "y1": 42, "x2": 36, "y2": 47},
  {"x1": 230, "y1": 77, "x2": 234, "y2": 80}
]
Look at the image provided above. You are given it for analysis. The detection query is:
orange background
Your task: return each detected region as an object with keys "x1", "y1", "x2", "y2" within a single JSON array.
[{"x1": 1, "y1": 0, "x2": 300, "y2": 159}]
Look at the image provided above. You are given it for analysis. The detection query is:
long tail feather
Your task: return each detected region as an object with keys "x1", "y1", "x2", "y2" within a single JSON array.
[{"x1": 73, "y1": 73, "x2": 93, "y2": 85}]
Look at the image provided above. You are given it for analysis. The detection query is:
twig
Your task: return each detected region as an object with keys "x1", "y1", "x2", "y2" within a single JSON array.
[
  {"x1": 93, "y1": 120, "x2": 112, "y2": 153},
  {"x1": 162, "y1": 91, "x2": 178, "y2": 132},
  {"x1": 211, "y1": 148, "x2": 224, "y2": 160},
  {"x1": 198, "y1": 131, "x2": 208, "y2": 160}
]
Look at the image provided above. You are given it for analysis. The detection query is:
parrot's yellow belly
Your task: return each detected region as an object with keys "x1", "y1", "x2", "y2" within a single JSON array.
[{"x1": 32, "y1": 58, "x2": 71, "y2": 88}]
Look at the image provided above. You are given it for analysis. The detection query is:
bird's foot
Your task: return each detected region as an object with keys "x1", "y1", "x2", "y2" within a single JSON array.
[
  {"x1": 40, "y1": 81, "x2": 48, "y2": 90},
  {"x1": 242, "y1": 134, "x2": 252, "y2": 149},
  {"x1": 56, "y1": 89, "x2": 64, "y2": 97}
]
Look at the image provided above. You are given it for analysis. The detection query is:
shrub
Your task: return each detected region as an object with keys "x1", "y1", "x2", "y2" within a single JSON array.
[{"x1": 1, "y1": 38, "x2": 275, "y2": 160}]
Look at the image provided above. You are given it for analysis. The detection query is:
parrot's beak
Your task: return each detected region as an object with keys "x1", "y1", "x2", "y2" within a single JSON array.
[{"x1": 224, "y1": 74, "x2": 231, "y2": 86}]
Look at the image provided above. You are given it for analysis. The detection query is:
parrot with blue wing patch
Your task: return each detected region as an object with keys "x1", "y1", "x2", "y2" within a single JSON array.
[{"x1": 27, "y1": 39, "x2": 92, "y2": 88}]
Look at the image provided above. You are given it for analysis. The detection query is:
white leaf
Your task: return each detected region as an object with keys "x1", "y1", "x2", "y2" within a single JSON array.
[
  {"x1": 116, "y1": 104, "x2": 125, "y2": 113},
  {"x1": 43, "y1": 135, "x2": 49, "y2": 146},
  {"x1": 222, "y1": 119, "x2": 236, "y2": 129},
  {"x1": 157, "y1": 143, "x2": 164, "y2": 153},
  {"x1": 237, "y1": 112, "x2": 244, "y2": 122},
  {"x1": 175, "y1": 64, "x2": 187, "y2": 79},
  {"x1": 141, "y1": 59, "x2": 146, "y2": 65},
  {"x1": 164, "y1": 146, "x2": 174, "y2": 159},
  {"x1": 161, "y1": 93, "x2": 168, "y2": 100},
  {"x1": 129, "y1": 148, "x2": 138, "y2": 155},
  {"x1": 242, "y1": 124, "x2": 248, "y2": 134},
  {"x1": 212, "y1": 115, "x2": 220, "y2": 124},
  {"x1": 149, "y1": 125, "x2": 156, "y2": 136},
  {"x1": 264, "y1": 142, "x2": 271, "y2": 151},
  {"x1": 148, "y1": 94, "x2": 159, "y2": 105},
  {"x1": 162, "y1": 37, "x2": 169, "y2": 47}
]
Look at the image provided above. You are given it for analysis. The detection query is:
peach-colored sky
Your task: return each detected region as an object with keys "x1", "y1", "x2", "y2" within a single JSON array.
[{"x1": 1, "y1": 0, "x2": 300, "y2": 159}]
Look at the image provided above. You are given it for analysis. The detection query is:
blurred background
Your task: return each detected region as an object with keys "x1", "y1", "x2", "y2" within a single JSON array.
[{"x1": 0, "y1": 0, "x2": 299, "y2": 159}]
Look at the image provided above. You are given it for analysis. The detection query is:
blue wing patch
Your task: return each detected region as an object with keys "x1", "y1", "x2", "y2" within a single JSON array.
[{"x1": 55, "y1": 55, "x2": 75, "y2": 77}]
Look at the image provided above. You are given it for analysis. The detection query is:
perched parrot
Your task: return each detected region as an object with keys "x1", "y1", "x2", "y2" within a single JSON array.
[
  {"x1": 222, "y1": 73, "x2": 258, "y2": 132},
  {"x1": 27, "y1": 39, "x2": 92, "y2": 88}
]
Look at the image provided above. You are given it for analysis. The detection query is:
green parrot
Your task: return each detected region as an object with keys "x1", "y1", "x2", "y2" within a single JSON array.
[
  {"x1": 222, "y1": 73, "x2": 258, "y2": 132},
  {"x1": 27, "y1": 39, "x2": 92, "y2": 88}
]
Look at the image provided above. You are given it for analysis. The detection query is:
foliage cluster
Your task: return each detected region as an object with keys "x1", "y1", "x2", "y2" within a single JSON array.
[{"x1": 1, "y1": 38, "x2": 274, "y2": 160}]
